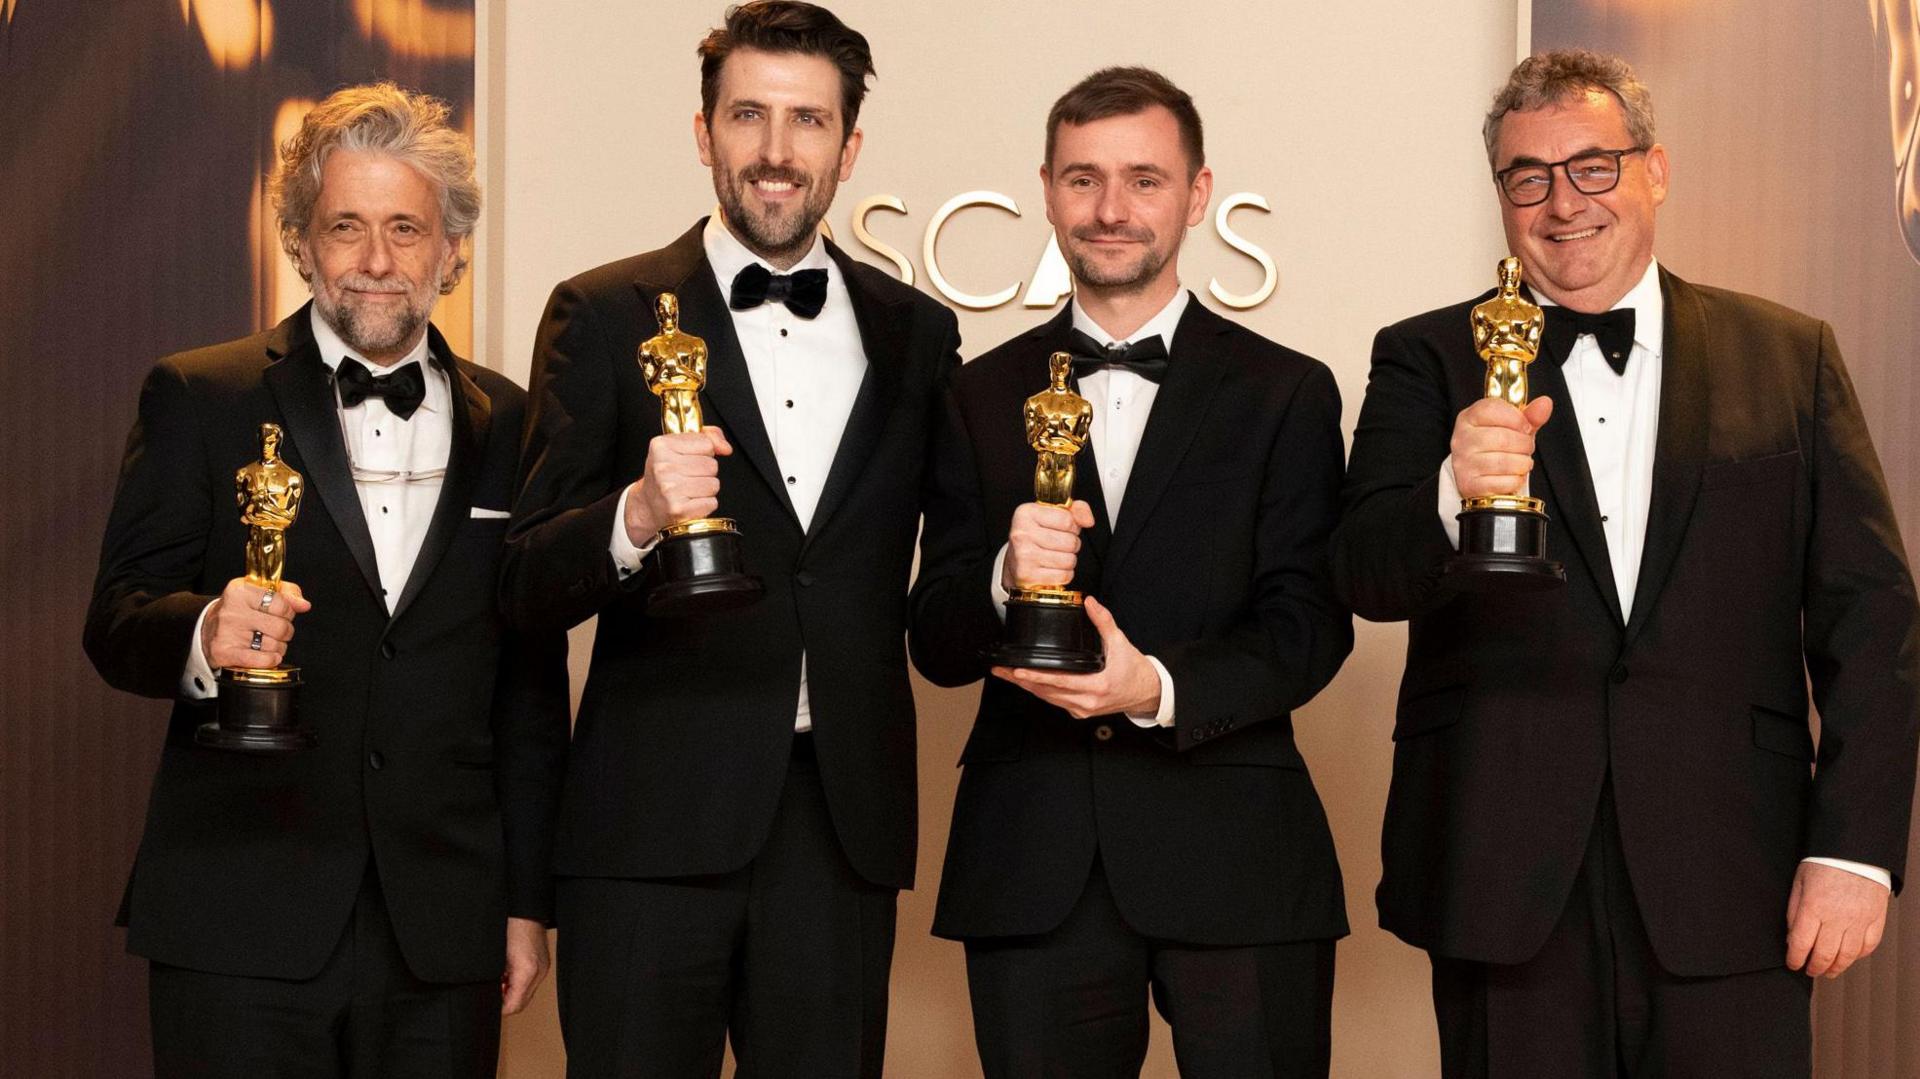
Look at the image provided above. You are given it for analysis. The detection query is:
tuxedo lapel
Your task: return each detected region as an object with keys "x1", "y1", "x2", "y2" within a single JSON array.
[
  {"x1": 1104, "y1": 297, "x2": 1228, "y2": 574},
  {"x1": 802, "y1": 243, "x2": 907, "y2": 550},
  {"x1": 1624, "y1": 269, "x2": 1710, "y2": 642},
  {"x1": 262, "y1": 307, "x2": 382, "y2": 601},
  {"x1": 637, "y1": 221, "x2": 801, "y2": 531},
  {"x1": 389, "y1": 328, "x2": 488, "y2": 622},
  {"x1": 1526, "y1": 354, "x2": 1625, "y2": 626}
]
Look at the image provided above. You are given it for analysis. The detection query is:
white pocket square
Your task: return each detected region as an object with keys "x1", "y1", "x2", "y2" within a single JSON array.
[{"x1": 470, "y1": 507, "x2": 511, "y2": 519}]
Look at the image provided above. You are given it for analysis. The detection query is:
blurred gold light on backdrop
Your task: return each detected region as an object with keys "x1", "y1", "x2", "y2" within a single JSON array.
[
  {"x1": 181, "y1": 0, "x2": 273, "y2": 71},
  {"x1": 353, "y1": 0, "x2": 474, "y2": 60}
]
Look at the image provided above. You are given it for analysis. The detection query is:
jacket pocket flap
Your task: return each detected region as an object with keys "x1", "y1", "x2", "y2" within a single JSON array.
[
  {"x1": 1702, "y1": 450, "x2": 1800, "y2": 491},
  {"x1": 1188, "y1": 734, "x2": 1306, "y2": 769},
  {"x1": 1393, "y1": 684, "x2": 1467, "y2": 742},
  {"x1": 1751, "y1": 704, "x2": 1814, "y2": 761},
  {"x1": 957, "y1": 720, "x2": 1026, "y2": 765}
]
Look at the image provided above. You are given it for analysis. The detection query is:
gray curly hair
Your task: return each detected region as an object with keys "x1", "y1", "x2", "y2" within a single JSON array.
[
  {"x1": 1484, "y1": 50, "x2": 1657, "y2": 167},
  {"x1": 269, "y1": 82, "x2": 479, "y2": 293}
]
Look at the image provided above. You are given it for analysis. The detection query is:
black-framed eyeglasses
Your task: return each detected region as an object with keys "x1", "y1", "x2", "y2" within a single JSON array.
[{"x1": 1495, "y1": 147, "x2": 1647, "y2": 207}]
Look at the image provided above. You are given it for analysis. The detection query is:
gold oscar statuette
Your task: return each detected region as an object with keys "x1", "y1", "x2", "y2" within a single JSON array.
[
  {"x1": 637, "y1": 292, "x2": 764, "y2": 616},
  {"x1": 1444, "y1": 256, "x2": 1566, "y2": 589},
  {"x1": 197, "y1": 422, "x2": 318, "y2": 751},
  {"x1": 989, "y1": 351, "x2": 1105, "y2": 672}
]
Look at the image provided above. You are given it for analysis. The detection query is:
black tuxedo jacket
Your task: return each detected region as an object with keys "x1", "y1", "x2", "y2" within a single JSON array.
[
  {"x1": 84, "y1": 306, "x2": 569, "y2": 983},
  {"x1": 503, "y1": 220, "x2": 961, "y2": 891},
  {"x1": 1333, "y1": 267, "x2": 1920, "y2": 976},
  {"x1": 910, "y1": 299, "x2": 1353, "y2": 945}
]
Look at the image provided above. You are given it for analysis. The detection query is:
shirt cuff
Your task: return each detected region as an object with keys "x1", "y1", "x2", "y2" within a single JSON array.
[
  {"x1": 1801, "y1": 857, "x2": 1893, "y2": 890},
  {"x1": 990, "y1": 543, "x2": 1012, "y2": 622},
  {"x1": 180, "y1": 600, "x2": 220, "y2": 700},
  {"x1": 610, "y1": 483, "x2": 659, "y2": 580},
  {"x1": 1436, "y1": 457, "x2": 1462, "y2": 551},
  {"x1": 1126, "y1": 656, "x2": 1175, "y2": 728}
]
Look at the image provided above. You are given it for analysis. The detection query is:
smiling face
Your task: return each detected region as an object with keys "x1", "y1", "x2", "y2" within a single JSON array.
[
  {"x1": 696, "y1": 47, "x2": 861, "y2": 269},
  {"x1": 1042, "y1": 105, "x2": 1212, "y2": 299},
  {"x1": 300, "y1": 148, "x2": 456, "y2": 365},
  {"x1": 1494, "y1": 89, "x2": 1668, "y2": 312}
]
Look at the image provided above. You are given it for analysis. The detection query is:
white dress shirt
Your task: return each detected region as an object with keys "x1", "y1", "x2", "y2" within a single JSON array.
[
  {"x1": 990, "y1": 290, "x2": 1189, "y2": 729},
  {"x1": 1435, "y1": 259, "x2": 1889, "y2": 890},
  {"x1": 181, "y1": 309, "x2": 451, "y2": 697},
  {"x1": 610, "y1": 213, "x2": 867, "y2": 733}
]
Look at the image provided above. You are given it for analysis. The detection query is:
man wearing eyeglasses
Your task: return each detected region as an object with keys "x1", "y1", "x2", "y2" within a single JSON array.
[
  {"x1": 85, "y1": 84, "x2": 568, "y2": 1076},
  {"x1": 1334, "y1": 50, "x2": 1919, "y2": 1076}
]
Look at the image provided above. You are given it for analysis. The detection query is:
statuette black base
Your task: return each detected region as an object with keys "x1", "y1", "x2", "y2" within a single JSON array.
[
  {"x1": 1444, "y1": 504, "x2": 1566, "y2": 591},
  {"x1": 648, "y1": 528, "x2": 765, "y2": 617},
  {"x1": 989, "y1": 595, "x2": 1105, "y2": 672},
  {"x1": 197, "y1": 668, "x2": 315, "y2": 752}
]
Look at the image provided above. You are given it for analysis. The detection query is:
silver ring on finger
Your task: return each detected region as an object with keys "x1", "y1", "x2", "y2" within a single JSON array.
[
  {"x1": 250, "y1": 629, "x2": 264, "y2": 651},
  {"x1": 258, "y1": 589, "x2": 276, "y2": 611}
]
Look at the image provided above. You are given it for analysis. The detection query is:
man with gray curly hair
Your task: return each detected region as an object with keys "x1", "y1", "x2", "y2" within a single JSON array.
[
  {"x1": 86, "y1": 82, "x2": 568, "y2": 1077},
  {"x1": 1336, "y1": 49, "x2": 1919, "y2": 1076}
]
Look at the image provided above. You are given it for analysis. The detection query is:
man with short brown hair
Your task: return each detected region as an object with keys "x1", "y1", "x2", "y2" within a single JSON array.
[{"x1": 912, "y1": 66, "x2": 1352, "y2": 1078}]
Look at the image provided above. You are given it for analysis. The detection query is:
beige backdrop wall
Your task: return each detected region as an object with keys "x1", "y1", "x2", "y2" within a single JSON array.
[{"x1": 477, "y1": 3, "x2": 1521, "y2": 1075}]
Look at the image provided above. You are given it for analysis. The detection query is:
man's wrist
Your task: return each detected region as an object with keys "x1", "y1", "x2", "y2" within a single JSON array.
[
  {"x1": 1124, "y1": 655, "x2": 1175, "y2": 728},
  {"x1": 621, "y1": 480, "x2": 661, "y2": 547},
  {"x1": 610, "y1": 483, "x2": 660, "y2": 578}
]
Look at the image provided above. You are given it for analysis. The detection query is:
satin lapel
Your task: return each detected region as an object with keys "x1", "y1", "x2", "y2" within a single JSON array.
[
  {"x1": 1624, "y1": 270, "x2": 1710, "y2": 642},
  {"x1": 1526, "y1": 356, "x2": 1624, "y2": 625},
  {"x1": 390, "y1": 331, "x2": 488, "y2": 622},
  {"x1": 802, "y1": 244, "x2": 907, "y2": 549},
  {"x1": 1104, "y1": 298, "x2": 1228, "y2": 573},
  {"x1": 262, "y1": 309, "x2": 382, "y2": 599},
  {"x1": 652, "y1": 251, "x2": 801, "y2": 530}
]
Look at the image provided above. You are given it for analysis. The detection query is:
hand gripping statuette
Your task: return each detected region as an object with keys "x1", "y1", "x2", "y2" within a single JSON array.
[
  {"x1": 1444, "y1": 256, "x2": 1566, "y2": 590},
  {"x1": 989, "y1": 351, "x2": 1105, "y2": 672},
  {"x1": 198, "y1": 422, "x2": 318, "y2": 751},
  {"x1": 638, "y1": 292, "x2": 764, "y2": 616}
]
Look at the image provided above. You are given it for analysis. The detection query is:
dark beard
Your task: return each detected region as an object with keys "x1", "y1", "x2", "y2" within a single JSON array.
[
  {"x1": 716, "y1": 164, "x2": 836, "y2": 266},
  {"x1": 1064, "y1": 228, "x2": 1168, "y2": 293}
]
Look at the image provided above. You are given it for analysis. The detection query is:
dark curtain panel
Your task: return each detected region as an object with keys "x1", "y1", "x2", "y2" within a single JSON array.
[{"x1": 0, "y1": 3, "x2": 472, "y2": 1074}]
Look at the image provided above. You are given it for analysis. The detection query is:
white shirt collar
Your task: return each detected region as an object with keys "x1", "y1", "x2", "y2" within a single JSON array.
[
  {"x1": 307, "y1": 305, "x2": 442, "y2": 413},
  {"x1": 702, "y1": 209, "x2": 834, "y2": 294},
  {"x1": 1532, "y1": 258, "x2": 1664, "y2": 356},
  {"x1": 1070, "y1": 287, "x2": 1191, "y2": 351}
]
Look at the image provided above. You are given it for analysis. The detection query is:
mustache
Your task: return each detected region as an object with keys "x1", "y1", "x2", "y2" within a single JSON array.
[
  {"x1": 1070, "y1": 225, "x2": 1153, "y2": 243},
  {"x1": 335, "y1": 274, "x2": 412, "y2": 295},
  {"x1": 738, "y1": 164, "x2": 810, "y2": 188}
]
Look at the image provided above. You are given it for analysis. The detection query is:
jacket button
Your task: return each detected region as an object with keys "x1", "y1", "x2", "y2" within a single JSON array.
[
  {"x1": 1611, "y1": 665, "x2": 1629, "y2": 684},
  {"x1": 795, "y1": 571, "x2": 816, "y2": 587},
  {"x1": 1094, "y1": 724, "x2": 1114, "y2": 742},
  {"x1": 367, "y1": 751, "x2": 385, "y2": 770},
  {"x1": 381, "y1": 641, "x2": 397, "y2": 660}
]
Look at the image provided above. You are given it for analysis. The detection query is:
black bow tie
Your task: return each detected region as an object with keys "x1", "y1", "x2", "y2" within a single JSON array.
[
  {"x1": 334, "y1": 358, "x2": 426, "y2": 420},
  {"x1": 1067, "y1": 329, "x2": 1170, "y2": 383},
  {"x1": 730, "y1": 264, "x2": 829, "y2": 319},
  {"x1": 1543, "y1": 306, "x2": 1636, "y2": 375}
]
